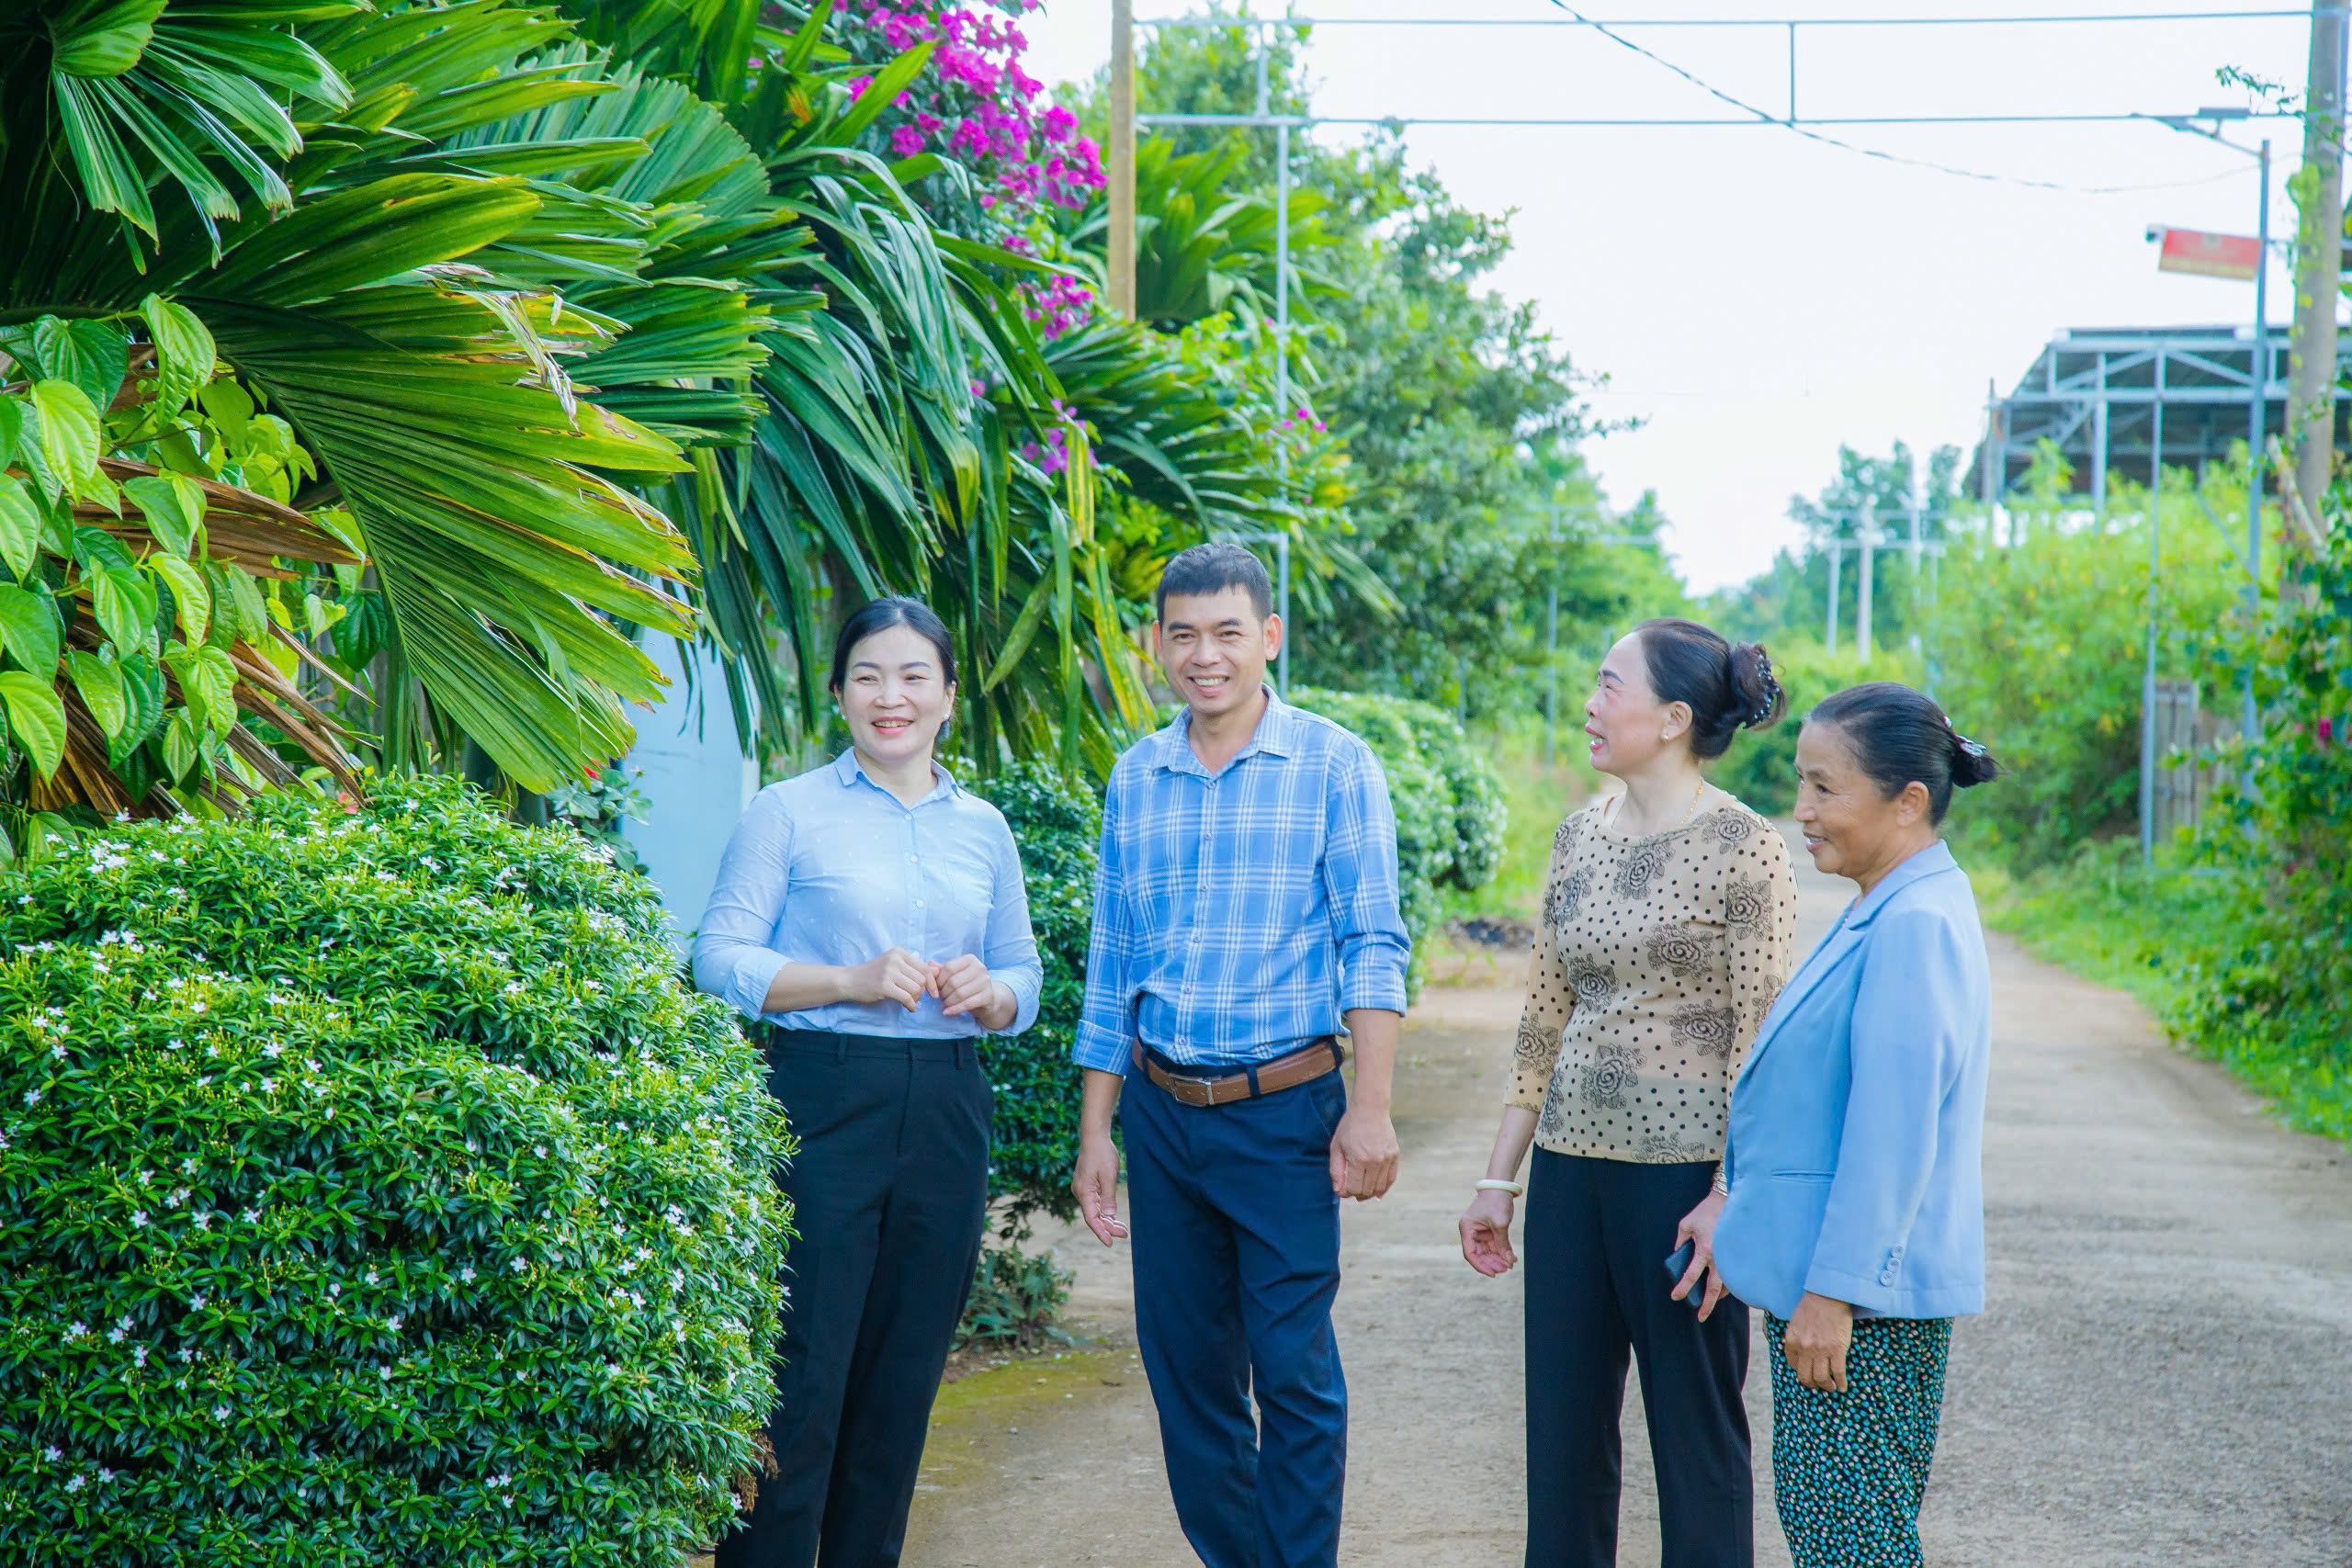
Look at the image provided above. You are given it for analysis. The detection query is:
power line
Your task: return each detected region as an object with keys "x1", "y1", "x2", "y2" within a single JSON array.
[
  {"x1": 1534, "y1": 0, "x2": 2278, "y2": 193},
  {"x1": 1136, "y1": 7, "x2": 2336, "y2": 28}
]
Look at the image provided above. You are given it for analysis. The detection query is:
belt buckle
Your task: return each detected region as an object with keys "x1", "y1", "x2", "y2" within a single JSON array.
[{"x1": 1175, "y1": 1073, "x2": 1216, "y2": 1107}]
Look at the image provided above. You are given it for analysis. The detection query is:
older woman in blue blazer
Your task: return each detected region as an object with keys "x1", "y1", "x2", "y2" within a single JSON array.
[{"x1": 1674, "y1": 682, "x2": 1999, "y2": 1568}]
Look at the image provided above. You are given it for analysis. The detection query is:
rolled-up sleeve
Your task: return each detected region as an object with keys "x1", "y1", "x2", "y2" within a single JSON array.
[
  {"x1": 690, "y1": 789, "x2": 794, "y2": 1022},
  {"x1": 1321, "y1": 743, "x2": 1410, "y2": 1016},
  {"x1": 1074, "y1": 787, "x2": 1136, "y2": 1072},
  {"x1": 983, "y1": 817, "x2": 1044, "y2": 1035},
  {"x1": 1804, "y1": 907, "x2": 1967, "y2": 1310}
]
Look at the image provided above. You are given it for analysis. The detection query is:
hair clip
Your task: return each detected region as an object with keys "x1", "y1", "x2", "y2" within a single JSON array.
[{"x1": 1957, "y1": 737, "x2": 1987, "y2": 758}]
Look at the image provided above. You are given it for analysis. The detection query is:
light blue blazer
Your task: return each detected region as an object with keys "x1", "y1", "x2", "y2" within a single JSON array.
[{"x1": 1713, "y1": 840, "x2": 1992, "y2": 1322}]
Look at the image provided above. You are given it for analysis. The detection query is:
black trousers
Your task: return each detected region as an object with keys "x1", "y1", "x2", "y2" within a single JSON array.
[
  {"x1": 1523, "y1": 1149, "x2": 1754, "y2": 1568},
  {"x1": 716, "y1": 1031, "x2": 992, "y2": 1568}
]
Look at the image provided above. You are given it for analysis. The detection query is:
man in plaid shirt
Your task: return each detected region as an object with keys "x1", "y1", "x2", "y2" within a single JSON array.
[{"x1": 1070, "y1": 541, "x2": 1410, "y2": 1568}]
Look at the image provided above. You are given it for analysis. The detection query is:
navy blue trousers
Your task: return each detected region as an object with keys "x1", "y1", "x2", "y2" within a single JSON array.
[
  {"x1": 1522, "y1": 1149, "x2": 1754, "y2": 1568},
  {"x1": 718, "y1": 1032, "x2": 991, "y2": 1568},
  {"x1": 1122, "y1": 1065, "x2": 1350, "y2": 1568}
]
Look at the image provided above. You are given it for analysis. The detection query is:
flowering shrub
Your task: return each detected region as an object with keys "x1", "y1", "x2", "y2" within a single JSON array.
[
  {"x1": 0, "y1": 775, "x2": 790, "y2": 1564},
  {"x1": 841, "y1": 1, "x2": 1105, "y2": 334}
]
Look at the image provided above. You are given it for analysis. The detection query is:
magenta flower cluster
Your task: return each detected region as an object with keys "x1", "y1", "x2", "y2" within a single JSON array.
[
  {"x1": 1018, "y1": 399, "x2": 1081, "y2": 476},
  {"x1": 849, "y1": 4, "x2": 1105, "y2": 215}
]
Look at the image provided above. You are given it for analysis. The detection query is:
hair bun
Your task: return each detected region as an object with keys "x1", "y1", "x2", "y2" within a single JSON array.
[
  {"x1": 1729, "y1": 642, "x2": 1787, "y2": 731},
  {"x1": 1947, "y1": 722, "x2": 2002, "y2": 787}
]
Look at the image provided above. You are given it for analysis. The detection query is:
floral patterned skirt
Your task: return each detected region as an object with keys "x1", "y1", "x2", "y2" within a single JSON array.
[{"x1": 1765, "y1": 1313, "x2": 1953, "y2": 1568}]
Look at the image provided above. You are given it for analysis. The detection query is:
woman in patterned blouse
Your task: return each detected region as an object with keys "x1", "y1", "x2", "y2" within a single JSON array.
[{"x1": 1458, "y1": 617, "x2": 1799, "y2": 1568}]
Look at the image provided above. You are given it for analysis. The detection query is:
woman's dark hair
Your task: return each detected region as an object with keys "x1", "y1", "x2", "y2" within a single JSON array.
[
  {"x1": 1805, "y1": 681, "x2": 2002, "y2": 825},
  {"x1": 1634, "y1": 617, "x2": 1787, "y2": 761},
  {"x1": 828, "y1": 596, "x2": 957, "y2": 695}
]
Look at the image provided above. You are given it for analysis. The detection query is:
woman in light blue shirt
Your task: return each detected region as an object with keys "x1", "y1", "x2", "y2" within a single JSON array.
[
  {"x1": 1678, "y1": 682, "x2": 1999, "y2": 1568},
  {"x1": 693, "y1": 597, "x2": 1041, "y2": 1568}
]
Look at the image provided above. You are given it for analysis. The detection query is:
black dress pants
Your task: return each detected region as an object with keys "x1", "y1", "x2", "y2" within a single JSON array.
[
  {"x1": 1523, "y1": 1149, "x2": 1753, "y2": 1568},
  {"x1": 717, "y1": 1031, "x2": 992, "y2": 1568}
]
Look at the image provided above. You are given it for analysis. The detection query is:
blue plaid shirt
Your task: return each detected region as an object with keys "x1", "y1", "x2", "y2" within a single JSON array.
[{"x1": 1075, "y1": 689, "x2": 1410, "y2": 1072}]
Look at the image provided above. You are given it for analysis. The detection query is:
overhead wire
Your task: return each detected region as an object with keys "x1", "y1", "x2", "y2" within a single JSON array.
[{"x1": 1529, "y1": 0, "x2": 2272, "y2": 194}]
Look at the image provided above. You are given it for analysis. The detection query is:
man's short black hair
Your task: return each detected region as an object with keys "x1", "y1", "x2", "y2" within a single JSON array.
[{"x1": 1155, "y1": 541, "x2": 1273, "y2": 621}]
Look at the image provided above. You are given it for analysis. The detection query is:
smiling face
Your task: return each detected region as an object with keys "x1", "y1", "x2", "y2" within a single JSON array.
[
  {"x1": 1792, "y1": 717, "x2": 1931, "y2": 888},
  {"x1": 1583, "y1": 631, "x2": 1689, "y2": 779},
  {"x1": 834, "y1": 621, "x2": 954, "y2": 768},
  {"x1": 1154, "y1": 586, "x2": 1279, "y2": 723}
]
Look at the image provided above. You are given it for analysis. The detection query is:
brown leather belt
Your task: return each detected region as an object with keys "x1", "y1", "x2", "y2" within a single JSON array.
[{"x1": 1134, "y1": 1037, "x2": 1346, "y2": 1108}]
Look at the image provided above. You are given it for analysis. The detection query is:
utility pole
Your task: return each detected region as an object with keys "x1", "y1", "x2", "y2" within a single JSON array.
[
  {"x1": 2249, "y1": 137, "x2": 2272, "y2": 744},
  {"x1": 2290, "y1": 1, "x2": 2348, "y2": 518},
  {"x1": 1856, "y1": 499, "x2": 1877, "y2": 664},
  {"x1": 1107, "y1": 0, "x2": 1136, "y2": 319},
  {"x1": 1824, "y1": 536, "x2": 1841, "y2": 655}
]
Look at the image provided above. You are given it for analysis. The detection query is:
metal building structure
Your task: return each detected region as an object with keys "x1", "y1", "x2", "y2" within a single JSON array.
[{"x1": 1968, "y1": 323, "x2": 2346, "y2": 505}]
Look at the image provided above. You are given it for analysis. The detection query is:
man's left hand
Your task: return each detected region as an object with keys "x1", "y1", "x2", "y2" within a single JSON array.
[{"x1": 1329, "y1": 1104, "x2": 1398, "y2": 1201}]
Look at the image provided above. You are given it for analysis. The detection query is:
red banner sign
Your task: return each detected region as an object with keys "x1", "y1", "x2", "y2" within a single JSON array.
[{"x1": 2155, "y1": 228, "x2": 2261, "y2": 281}]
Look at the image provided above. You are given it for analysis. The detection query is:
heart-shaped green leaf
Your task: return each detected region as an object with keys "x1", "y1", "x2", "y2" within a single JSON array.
[
  {"x1": 220, "y1": 565, "x2": 270, "y2": 646},
  {"x1": 0, "y1": 475, "x2": 42, "y2": 580},
  {"x1": 110, "y1": 654, "x2": 164, "y2": 769},
  {"x1": 123, "y1": 473, "x2": 207, "y2": 558},
  {"x1": 0, "y1": 583, "x2": 62, "y2": 676},
  {"x1": 92, "y1": 565, "x2": 158, "y2": 654},
  {"x1": 0, "y1": 670, "x2": 66, "y2": 779},
  {"x1": 65, "y1": 650, "x2": 129, "y2": 738},
  {"x1": 29, "y1": 380, "x2": 102, "y2": 487},
  {"x1": 31, "y1": 318, "x2": 130, "y2": 414},
  {"x1": 148, "y1": 553, "x2": 211, "y2": 645},
  {"x1": 189, "y1": 645, "x2": 239, "y2": 735},
  {"x1": 138, "y1": 295, "x2": 218, "y2": 415},
  {"x1": 162, "y1": 706, "x2": 200, "y2": 782}
]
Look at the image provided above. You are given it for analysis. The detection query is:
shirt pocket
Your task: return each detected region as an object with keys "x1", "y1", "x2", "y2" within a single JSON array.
[{"x1": 925, "y1": 845, "x2": 1000, "y2": 932}]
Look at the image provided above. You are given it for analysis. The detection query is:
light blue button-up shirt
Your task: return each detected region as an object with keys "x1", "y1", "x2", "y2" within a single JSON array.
[
  {"x1": 1075, "y1": 688, "x2": 1410, "y2": 1072},
  {"x1": 692, "y1": 750, "x2": 1043, "y2": 1038}
]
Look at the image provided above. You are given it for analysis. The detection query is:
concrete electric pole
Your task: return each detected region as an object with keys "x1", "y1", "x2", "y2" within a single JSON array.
[
  {"x1": 1107, "y1": 0, "x2": 1136, "y2": 320},
  {"x1": 2290, "y1": 0, "x2": 2348, "y2": 518}
]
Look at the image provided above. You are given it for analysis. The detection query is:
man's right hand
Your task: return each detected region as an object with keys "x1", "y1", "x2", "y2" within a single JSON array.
[
  {"x1": 1071, "y1": 1131, "x2": 1127, "y2": 1247},
  {"x1": 846, "y1": 947, "x2": 932, "y2": 1011}
]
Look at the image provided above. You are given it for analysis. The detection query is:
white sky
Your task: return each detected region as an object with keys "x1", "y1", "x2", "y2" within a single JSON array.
[{"x1": 1021, "y1": 0, "x2": 2312, "y2": 592}]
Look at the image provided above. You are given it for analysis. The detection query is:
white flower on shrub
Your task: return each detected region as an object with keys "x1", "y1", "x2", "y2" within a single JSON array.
[{"x1": 64, "y1": 1323, "x2": 86, "y2": 1341}]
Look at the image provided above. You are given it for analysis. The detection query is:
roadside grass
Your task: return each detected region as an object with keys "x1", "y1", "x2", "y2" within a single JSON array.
[{"x1": 1965, "y1": 832, "x2": 2352, "y2": 1145}]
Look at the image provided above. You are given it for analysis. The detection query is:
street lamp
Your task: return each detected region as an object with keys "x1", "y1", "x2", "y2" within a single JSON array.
[{"x1": 2151, "y1": 107, "x2": 2272, "y2": 754}]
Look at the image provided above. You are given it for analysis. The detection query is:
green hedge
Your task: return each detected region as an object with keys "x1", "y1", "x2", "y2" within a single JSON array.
[
  {"x1": 0, "y1": 777, "x2": 790, "y2": 1565},
  {"x1": 967, "y1": 761, "x2": 1097, "y2": 1230},
  {"x1": 1287, "y1": 688, "x2": 1507, "y2": 987}
]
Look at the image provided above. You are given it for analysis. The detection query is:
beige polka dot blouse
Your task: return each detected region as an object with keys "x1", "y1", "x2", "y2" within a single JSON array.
[{"x1": 1510, "y1": 789, "x2": 1799, "y2": 1164}]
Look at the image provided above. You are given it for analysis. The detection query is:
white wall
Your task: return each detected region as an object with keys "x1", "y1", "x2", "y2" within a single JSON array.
[{"x1": 621, "y1": 637, "x2": 760, "y2": 946}]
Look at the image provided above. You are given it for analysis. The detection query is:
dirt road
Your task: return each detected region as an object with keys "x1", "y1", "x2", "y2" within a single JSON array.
[{"x1": 902, "y1": 827, "x2": 2352, "y2": 1566}]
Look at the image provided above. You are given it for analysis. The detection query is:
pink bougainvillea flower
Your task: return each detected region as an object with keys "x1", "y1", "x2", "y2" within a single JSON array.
[{"x1": 889, "y1": 123, "x2": 926, "y2": 157}]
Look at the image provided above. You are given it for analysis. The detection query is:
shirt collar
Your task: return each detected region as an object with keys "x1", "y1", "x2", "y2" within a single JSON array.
[
  {"x1": 1845, "y1": 838, "x2": 1958, "y2": 929},
  {"x1": 831, "y1": 747, "x2": 959, "y2": 804},
  {"x1": 1155, "y1": 684, "x2": 1297, "y2": 776}
]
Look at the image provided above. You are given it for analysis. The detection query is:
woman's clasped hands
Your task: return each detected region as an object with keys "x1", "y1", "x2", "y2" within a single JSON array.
[{"x1": 846, "y1": 947, "x2": 1012, "y2": 1025}]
